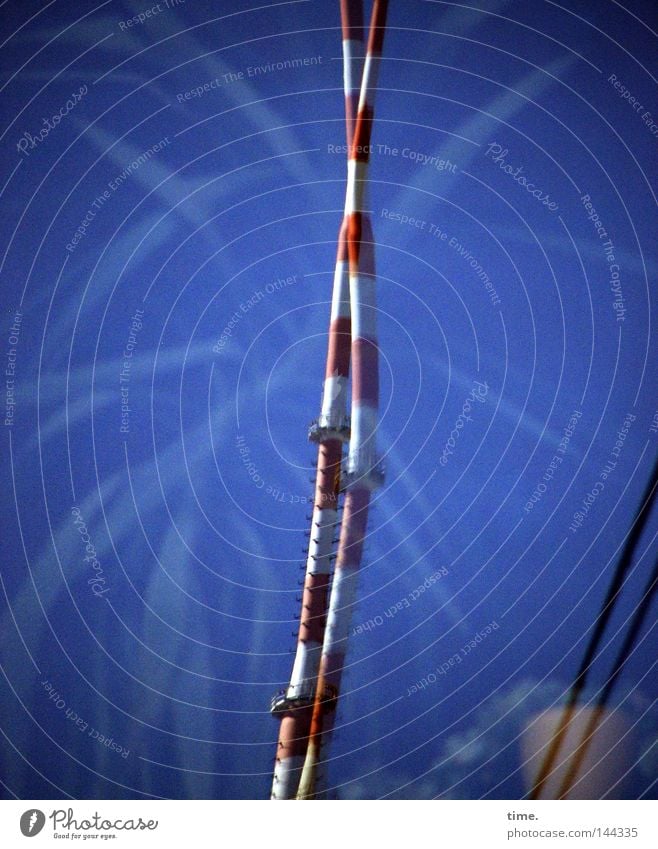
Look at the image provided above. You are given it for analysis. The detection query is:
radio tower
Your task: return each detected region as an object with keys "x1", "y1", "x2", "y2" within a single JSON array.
[
  {"x1": 270, "y1": 0, "x2": 389, "y2": 800},
  {"x1": 297, "y1": 0, "x2": 388, "y2": 799}
]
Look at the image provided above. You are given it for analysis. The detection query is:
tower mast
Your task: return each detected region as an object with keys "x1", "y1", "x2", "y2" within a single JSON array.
[
  {"x1": 269, "y1": 0, "x2": 367, "y2": 801},
  {"x1": 297, "y1": 0, "x2": 389, "y2": 799}
]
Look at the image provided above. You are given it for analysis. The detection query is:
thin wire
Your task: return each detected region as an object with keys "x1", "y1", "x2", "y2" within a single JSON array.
[
  {"x1": 529, "y1": 452, "x2": 658, "y2": 799},
  {"x1": 557, "y1": 546, "x2": 658, "y2": 798}
]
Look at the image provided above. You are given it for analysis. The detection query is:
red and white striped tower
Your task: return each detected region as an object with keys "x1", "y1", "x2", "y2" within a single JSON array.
[
  {"x1": 269, "y1": 1, "x2": 366, "y2": 801},
  {"x1": 297, "y1": 0, "x2": 389, "y2": 799},
  {"x1": 341, "y1": 0, "x2": 365, "y2": 146}
]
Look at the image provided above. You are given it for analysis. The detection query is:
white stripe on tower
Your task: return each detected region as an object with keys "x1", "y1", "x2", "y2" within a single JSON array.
[
  {"x1": 297, "y1": 0, "x2": 389, "y2": 800},
  {"x1": 270, "y1": 0, "x2": 366, "y2": 801}
]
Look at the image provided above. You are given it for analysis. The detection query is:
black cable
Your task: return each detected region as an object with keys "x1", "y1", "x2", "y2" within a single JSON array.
[
  {"x1": 529, "y1": 450, "x2": 658, "y2": 800},
  {"x1": 557, "y1": 546, "x2": 658, "y2": 798}
]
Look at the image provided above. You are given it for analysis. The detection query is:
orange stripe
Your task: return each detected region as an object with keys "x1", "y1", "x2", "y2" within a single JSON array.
[{"x1": 340, "y1": 0, "x2": 364, "y2": 42}]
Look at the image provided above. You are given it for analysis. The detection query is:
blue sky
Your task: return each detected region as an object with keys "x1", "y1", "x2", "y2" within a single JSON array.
[{"x1": 0, "y1": 0, "x2": 656, "y2": 800}]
